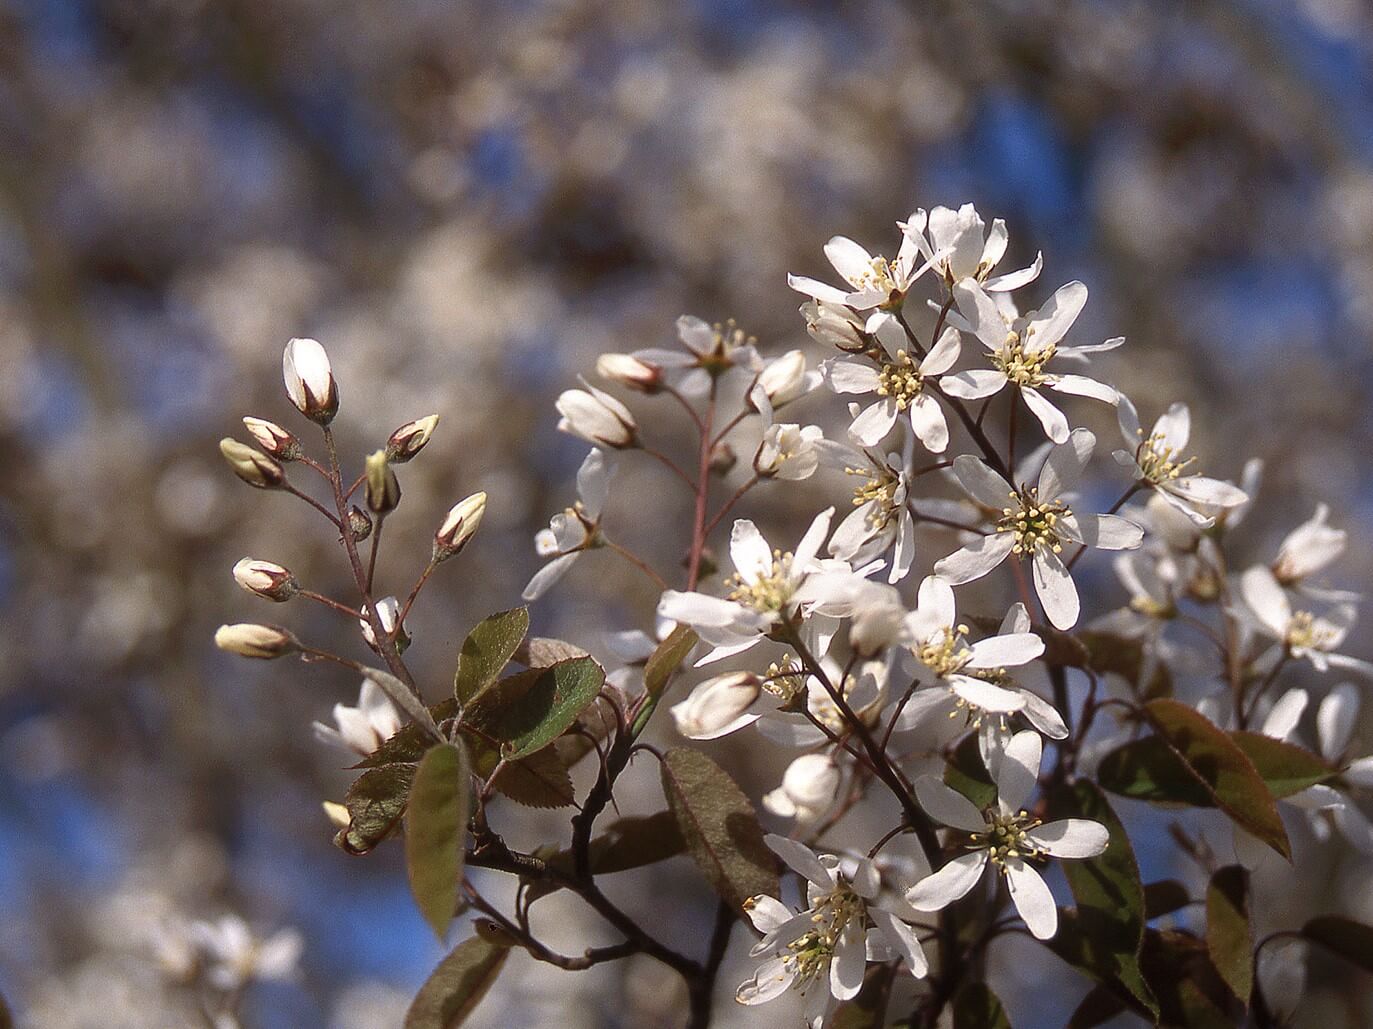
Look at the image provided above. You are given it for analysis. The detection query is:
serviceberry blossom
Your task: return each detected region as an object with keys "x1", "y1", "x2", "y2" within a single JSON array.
[
  {"x1": 1238, "y1": 566, "x2": 1370, "y2": 675},
  {"x1": 941, "y1": 280, "x2": 1121, "y2": 443},
  {"x1": 282, "y1": 337, "x2": 339, "y2": 424},
  {"x1": 312, "y1": 679, "x2": 403, "y2": 757},
  {"x1": 632, "y1": 315, "x2": 761, "y2": 397},
  {"x1": 556, "y1": 380, "x2": 638, "y2": 448},
  {"x1": 892, "y1": 577, "x2": 1066, "y2": 761},
  {"x1": 1273, "y1": 503, "x2": 1349, "y2": 598},
  {"x1": 757, "y1": 423, "x2": 825, "y2": 481},
  {"x1": 817, "y1": 439, "x2": 916, "y2": 583},
  {"x1": 737, "y1": 836, "x2": 926, "y2": 1026},
  {"x1": 669, "y1": 671, "x2": 763, "y2": 740},
  {"x1": 762, "y1": 753, "x2": 841, "y2": 824},
  {"x1": 189, "y1": 915, "x2": 303, "y2": 992},
  {"x1": 359, "y1": 595, "x2": 408, "y2": 653},
  {"x1": 755, "y1": 349, "x2": 822, "y2": 412},
  {"x1": 906, "y1": 732, "x2": 1108, "y2": 939},
  {"x1": 935, "y1": 429, "x2": 1144, "y2": 629},
  {"x1": 1114, "y1": 399, "x2": 1247, "y2": 526},
  {"x1": 907, "y1": 203, "x2": 1043, "y2": 292},
  {"x1": 787, "y1": 213, "x2": 937, "y2": 327},
  {"x1": 657, "y1": 509, "x2": 844, "y2": 664},
  {"x1": 523, "y1": 449, "x2": 616, "y2": 601},
  {"x1": 823, "y1": 321, "x2": 960, "y2": 450}
]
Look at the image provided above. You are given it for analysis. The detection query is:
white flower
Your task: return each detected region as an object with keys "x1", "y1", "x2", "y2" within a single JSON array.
[
  {"x1": 756, "y1": 349, "x2": 821, "y2": 410},
  {"x1": 596, "y1": 352, "x2": 662, "y2": 392},
  {"x1": 523, "y1": 449, "x2": 616, "y2": 601},
  {"x1": 232, "y1": 558, "x2": 298, "y2": 602},
  {"x1": 787, "y1": 213, "x2": 938, "y2": 319},
  {"x1": 312, "y1": 679, "x2": 403, "y2": 757},
  {"x1": 940, "y1": 281, "x2": 1120, "y2": 443},
  {"x1": 817, "y1": 440, "x2": 916, "y2": 584},
  {"x1": 892, "y1": 578, "x2": 1065, "y2": 763},
  {"x1": 632, "y1": 316, "x2": 761, "y2": 397},
  {"x1": 824, "y1": 321, "x2": 961, "y2": 450},
  {"x1": 737, "y1": 836, "x2": 926, "y2": 1026},
  {"x1": 282, "y1": 337, "x2": 338, "y2": 423},
  {"x1": 801, "y1": 300, "x2": 868, "y2": 353},
  {"x1": 934, "y1": 429, "x2": 1143, "y2": 629},
  {"x1": 669, "y1": 672, "x2": 763, "y2": 740},
  {"x1": 906, "y1": 203, "x2": 1042, "y2": 292},
  {"x1": 763, "y1": 754, "x2": 841, "y2": 823},
  {"x1": 1273, "y1": 503, "x2": 1346, "y2": 587},
  {"x1": 1237, "y1": 566, "x2": 1369, "y2": 675},
  {"x1": 657, "y1": 509, "x2": 841, "y2": 663},
  {"x1": 757, "y1": 423, "x2": 824, "y2": 481},
  {"x1": 556, "y1": 380, "x2": 638, "y2": 448},
  {"x1": 1113, "y1": 399, "x2": 1247, "y2": 526},
  {"x1": 906, "y1": 732, "x2": 1108, "y2": 939},
  {"x1": 188, "y1": 915, "x2": 302, "y2": 991},
  {"x1": 213, "y1": 623, "x2": 299, "y2": 660}
]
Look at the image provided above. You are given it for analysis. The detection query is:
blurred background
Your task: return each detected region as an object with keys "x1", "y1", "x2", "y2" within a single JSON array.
[{"x1": 3, "y1": 0, "x2": 1373, "y2": 1025}]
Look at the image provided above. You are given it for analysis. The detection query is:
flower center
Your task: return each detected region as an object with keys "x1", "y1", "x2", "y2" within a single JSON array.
[
  {"x1": 971, "y1": 810, "x2": 1044, "y2": 868},
  {"x1": 994, "y1": 331, "x2": 1054, "y2": 387},
  {"x1": 875, "y1": 351, "x2": 924, "y2": 410},
  {"x1": 916, "y1": 625, "x2": 973, "y2": 678},
  {"x1": 782, "y1": 886, "x2": 864, "y2": 985},
  {"x1": 763, "y1": 658, "x2": 805, "y2": 702},
  {"x1": 1134, "y1": 431, "x2": 1197, "y2": 484},
  {"x1": 847, "y1": 465, "x2": 901, "y2": 532},
  {"x1": 726, "y1": 551, "x2": 794, "y2": 613},
  {"x1": 856, "y1": 255, "x2": 899, "y2": 295},
  {"x1": 1285, "y1": 611, "x2": 1332, "y2": 652},
  {"x1": 995, "y1": 488, "x2": 1069, "y2": 556}
]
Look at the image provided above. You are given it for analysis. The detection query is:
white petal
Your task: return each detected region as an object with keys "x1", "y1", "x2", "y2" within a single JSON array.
[
  {"x1": 940, "y1": 369, "x2": 1007, "y2": 400},
  {"x1": 744, "y1": 895, "x2": 794, "y2": 934},
  {"x1": 906, "y1": 851, "x2": 988, "y2": 911},
  {"x1": 984, "y1": 252, "x2": 1042, "y2": 292},
  {"x1": 787, "y1": 273, "x2": 851, "y2": 305},
  {"x1": 913, "y1": 776, "x2": 987, "y2": 832},
  {"x1": 1005, "y1": 859, "x2": 1058, "y2": 939},
  {"x1": 825, "y1": 236, "x2": 877, "y2": 288},
  {"x1": 1037, "y1": 427, "x2": 1095, "y2": 501},
  {"x1": 1166, "y1": 476, "x2": 1248, "y2": 509},
  {"x1": 1153, "y1": 402, "x2": 1191, "y2": 453},
  {"x1": 764, "y1": 834, "x2": 833, "y2": 889},
  {"x1": 921, "y1": 326, "x2": 962, "y2": 375},
  {"x1": 1072, "y1": 513, "x2": 1144, "y2": 551},
  {"x1": 1317, "y1": 682, "x2": 1360, "y2": 760},
  {"x1": 950, "y1": 676, "x2": 1027, "y2": 714},
  {"x1": 1046, "y1": 374, "x2": 1119, "y2": 405},
  {"x1": 731, "y1": 520, "x2": 774, "y2": 584},
  {"x1": 849, "y1": 398, "x2": 899, "y2": 446},
  {"x1": 1032, "y1": 549, "x2": 1080, "y2": 630},
  {"x1": 966, "y1": 632, "x2": 1045, "y2": 669},
  {"x1": 1261, "y1": 688, "x2": 1308, "y2": 741},
  {"x1": 1020, "y1": 387, "x2": 1070, "y2": 444},
  {"x1": 795, "y1": 508, "x2": 835, "y2": 568},
  {"x1": 825, "y1": 359, "x2": 882, "y2": 395},
  {"x1": 953, "y1": 455, "x2": 1016, "y2": 509},
  {"x1": 908, "y1": 393, "x2": 949, "y2": 454},
  {"x1": 1344, "y1": 757, "x2": 1373, "y2": 789},
  {"x1": 952, "y1": 280, "x2": 1009, "y2": 349},
  {"x1": 999, "y1": 602, "x2": 1031, "y2": 635},
  {"x1": 1026, "y1": 280, "x2": 1087, "y2": 350},
  {"x1": 830, "y1": 921, "x2": 867, "y2": 1000},
  {"x1": 522, "y1": 553, "x2": 579, "y2": 600},
  {"x1": 996, "y1": 730, "x2": 1042, "y2": 813},
  {"x1": 657, "y1": 590, "x2": 759, "y2": 631},
  {"x1": 1116, "y1": 394, "x2": 1142, "y2": 444},
  {"x1": 736, "y1": 956, "x2": 794, "y2": 1005},
  {"x1": 934, "y1": 533, "x2": 1015, "y2": 585},
  {"x1": 1020, "y1": 690, "x2": 1070, "y2": 739},
  {"x1": 1026, "y1": 819, "x2": 1110, "y2": 858},
  {"x1": 868, "y1": 908, "x2": 928, "y2": 977},
  {"x1": 1333, "y1": 803, "x2": 1373, "y2": 855},
  {"x1": 1239, "y1": 566, "x2": 1291, "y2": 640}
]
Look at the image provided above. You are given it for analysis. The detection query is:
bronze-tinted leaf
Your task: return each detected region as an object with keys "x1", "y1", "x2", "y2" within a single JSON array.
[
  {"x1": 660, "y1": 748, "x2": 778, "y2": 910},
  {"x1": 643, "y1": 625, "x2": 698, "y2": 700},
  {"x1": 466, "y1": 657, "x2": 605, "y2": 760},
  {"x1": 404, "y1": 934, "x2": 510, "y2": 1029},
  {"x1": 406, "y1": 743, "x2": 470, "y2": 939},
  {"x1": 1143, "y1": 879, "x2": 1192, "y2": 920},
  {"x1": 336, "y1": 763, "x2": 416, "y2": 855},
  {"x1": 1230, "y1": 731, "x2": 1336, "y2": 798},
  {"x1": 454, "y1": 607, "x2": 529, "y2": 704},
  {"x1": 491, "y1": 747, "x2": 576, "y2": 809}
]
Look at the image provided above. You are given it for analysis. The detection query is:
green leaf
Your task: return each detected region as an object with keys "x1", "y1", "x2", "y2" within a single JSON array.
[
  {"x1": 454, "y1": 608, "x2": 529, "y2": 704},
  {"x1": 1143, "y1": 879, "x2": 1192, "y2": 919},
  {"x1": 514, "y1": 636, "x2": 588, "y2": 667},
  {"x1": 490, "y1": 747, "x2": 576, "y2": 809},
  {"x1": 1046, "y1": 781, "x2": 1158, "y2": 1020},
  {"x1": 1144, "y1": 700, "x2": 1289, "y2": 859},
  {"x1": 406, "y1": 743, "x2": 470, "y2": 939},
  {"x1": 660, "y1": 748, "x2": 779, "y2": 910},
  {"x1": 583, "y1": 811, "x2": 688, "y2": 874},
  {"x1": 467, "y1": 657, "x2": 606, "y2": 760},
  {"x1": 643, "y1": 625, "x2": 699, "y2": 699},
  {"x1": 951, "y1": 982, "x2": 1011, "y2": 1029},
  {"x1": 336, "y1": 763, "x2": 416, "y2": 855},
  {"x1": 1139, "y1": 928, "x2": 1238, "y2": 1028},
  {"x1": 404, "y1": 934, "x2": 510, "y2": 1029},
  {"x1": 944, "y1": 733, "x2": 997, "y2": 810},
  {"x1": 1301, "y1": 915, "x2": 1373, "y2": 974},
  {"x1": 1097, "y1": 735, "x2": 1214, "y2": 806},
  {"x1": 1230, "y1": 732, "x2": 1337, "y2": 798},
  {"x1": 1067, "y1": 986, "x2": 1126, "y2": 1029},
  {"x1": 1205, "y1": 865, "x2": 1252, "y2": 1003}
]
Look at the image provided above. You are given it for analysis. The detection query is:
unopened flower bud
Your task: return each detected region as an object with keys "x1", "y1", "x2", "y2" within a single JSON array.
[
  {"x1": 763, "y1": 753, "x2": 840, "y2": 823},
  {"x1": 802, "y1": 300, "x2": 867, "y2": 352},
  {"x1": 596, "y1": 353, "x2": 662, "y2": 393},
  {"x1": 242, "y1": 417, "x2": 301, "y2": 461},
  {"x1": 346, "y1": 506, "x2": 373, "y2": 542},
  {"x1": 282, "y1": 337, "x2": 339, "y2": 424},
  {"x1": 214, "y1": 622, "x2": 299, "y2": 659},
  {"x1": 434, "y1": 491, "x2": 487, "y2": 562},
  {"x1": 754, "y1": 349, "x2": 813, "y2": 409},
  {"x1": 364, "y1": 450, "x2": 401, "y2": 514},
  {"x1": 219, "y1": 438, "x2": 286, "y2": 490},
  {"x1": 360, "y1": 596, "x2": 409, "y2": 653},
  {"x1": 556, "y1": 383, "x2": 638, "y2": 449},
  {"x1": 385, "y1": 415, "x2": 439, "y2": 462},
  {"x1": 232, "y1": 558, "x2": 299, "y2": 602},
  {"x1": 709, "y1": 442, "x2": 737, "y2": 476},
  {"x1": 670, "y1": 672, "x2": 761, "y2": 740},
  {"x1": 322, "y1": 801, "x2": 350, "y2": 829}
]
